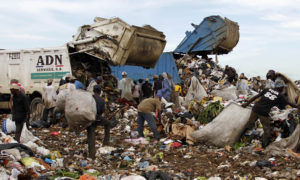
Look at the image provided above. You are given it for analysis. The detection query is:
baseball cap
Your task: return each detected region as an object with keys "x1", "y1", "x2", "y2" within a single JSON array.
[
  {"x1": 65, "y1": 73, "x2": 72, "y2": 78},
  {"x1": 70, "y1": 76, "x2": 77, "y2": 80},
  {"x1": 122, "y1": 71, "x2": 127, "y2": 76},
  {"x1": 10, "y1": 83, "x2": 20, "y2": 90},
  {"x1": 96, "y1": 76, "x2": 103, "y2": 81}
]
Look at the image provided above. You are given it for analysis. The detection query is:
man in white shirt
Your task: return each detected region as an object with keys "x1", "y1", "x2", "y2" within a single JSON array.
[
  {"x1": 42, "y1": 79, "x2": 57, "y2": 124},
  {"x1": 118, "y1": 71, "x2": 134, "y2": 101}
]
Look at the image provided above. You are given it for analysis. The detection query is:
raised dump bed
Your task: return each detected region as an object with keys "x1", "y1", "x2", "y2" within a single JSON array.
[
  {"x1": 174, "y1": 15, "x2": 239, "y2": 55},
  {"x1": 69, "y1": 17, "x2": 166, "y2": 68}
]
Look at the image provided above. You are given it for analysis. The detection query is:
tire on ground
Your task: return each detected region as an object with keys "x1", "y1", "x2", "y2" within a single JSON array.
[{"x1": 30, "y1": 97, "x2": 44, "y2": 122}]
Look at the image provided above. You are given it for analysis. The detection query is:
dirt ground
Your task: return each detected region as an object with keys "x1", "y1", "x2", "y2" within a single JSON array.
[{"x1": 30, "y1": 123, "x2": 300, "y2": 179}]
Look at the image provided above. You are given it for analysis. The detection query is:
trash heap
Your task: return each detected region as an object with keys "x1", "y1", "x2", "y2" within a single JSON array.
[{"x1": 1, "y1": 55, "x2": 300, "y2": 179}]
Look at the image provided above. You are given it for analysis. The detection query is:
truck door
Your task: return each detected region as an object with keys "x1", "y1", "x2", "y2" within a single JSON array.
[{"x1": 8, "y1": 52, "x2": 22, "y2": 83}]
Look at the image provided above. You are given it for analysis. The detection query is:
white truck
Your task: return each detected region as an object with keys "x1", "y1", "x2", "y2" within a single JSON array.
[{"x1": 0, "y1": 17, "x2": 166, "y2": 119}]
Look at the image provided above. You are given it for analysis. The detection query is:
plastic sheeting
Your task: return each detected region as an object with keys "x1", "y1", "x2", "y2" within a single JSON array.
[{"x1": 110, "y1": 52, "x2": 180, "y2": 84}]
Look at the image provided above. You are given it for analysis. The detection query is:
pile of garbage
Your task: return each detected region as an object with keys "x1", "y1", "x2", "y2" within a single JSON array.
[{"x1": 1, "y1": 54, "x2": 300, "y2": 179}]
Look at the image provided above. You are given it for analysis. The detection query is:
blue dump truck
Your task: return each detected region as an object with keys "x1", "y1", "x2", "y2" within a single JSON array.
[{"x1": 111, "y1": 15, "x2": 239, "y2": 82}]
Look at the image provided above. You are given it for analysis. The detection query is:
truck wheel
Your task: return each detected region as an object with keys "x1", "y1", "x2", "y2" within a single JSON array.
[{"x1": 30, "y1": 97, "x2": 44, "y2": 122}]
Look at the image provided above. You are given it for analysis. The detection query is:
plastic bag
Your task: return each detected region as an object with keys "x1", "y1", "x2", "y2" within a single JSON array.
[
  {"x1": 0, "y1": 143, "x2": 34, "y2": 156},
  {"x1": 1, "y1": 148, "x2": 21, "y2": 160},
  {"x1": 64, "y1": 90, "x2": 96, "y2": 132},
  {"x1": 121, "y1": 176, "x2": 146, "y2": 180},
  {"x1": 20, "y1": 157, "x2": 39, "y2": 167},
  {"x1": 236, "y1": 79, "x2": 249, "y2": 95},
  {"x1": 211, "y1": 86, "x2": 237, "y2": 101},
  {"x1": 184, "y1": 76, "x2": 208, "y2": 107},
  {"x1": 20, "y1": 125, "x2": 40, "y2": 144},
  {"x1": 0, "y1": 167, "x2": 9, "y2": 180},
  {"x1": 191, "y1": 102, "x2": 252, "y2": 147},
  {"x1": 2, "y1": 118, "x2": 16, "y2": 134},
  {"x1": 30, "y1": 120, "x2": 50, "y2": 128},
  {"x1": 24, "y1": 141, "x2": 50, "y2": 156}
]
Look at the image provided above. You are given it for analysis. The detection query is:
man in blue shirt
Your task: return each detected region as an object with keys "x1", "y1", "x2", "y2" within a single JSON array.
[
  {"x1": 74, "y1": 80, "x2": 86, "y2": 90},
  {"x1": 70, "y1": 76, "x2": 86, "y2": 90}
]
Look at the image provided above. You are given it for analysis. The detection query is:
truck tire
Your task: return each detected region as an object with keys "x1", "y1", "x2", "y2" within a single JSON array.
[{"x1": 30, "y1": 97, "x2": 44, "y2": 122}]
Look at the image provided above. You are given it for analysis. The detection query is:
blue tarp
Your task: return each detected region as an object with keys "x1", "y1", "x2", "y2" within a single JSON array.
[{"x1": 110, "y1": 52, "x2": 180, "y2": 84}]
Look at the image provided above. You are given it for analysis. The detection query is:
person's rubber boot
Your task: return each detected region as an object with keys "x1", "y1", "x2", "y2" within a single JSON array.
[
  {"x1": 61, "y1": 117, "x2": 68, "y2": 128},
  {"x1": 103, "y1": 126, "x2": 110, "y2": 146},
  {"x1": 61, "y1": 123, "x2": 68, "y2": 129},
  {"x1": 109, "y1": 117, "x2": 119, "y2": 128}
]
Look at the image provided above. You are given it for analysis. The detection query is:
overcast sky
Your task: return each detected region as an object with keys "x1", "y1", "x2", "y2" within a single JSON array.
[{"x1": 1, "y1": 0, "x2": 300, "y2": 80}]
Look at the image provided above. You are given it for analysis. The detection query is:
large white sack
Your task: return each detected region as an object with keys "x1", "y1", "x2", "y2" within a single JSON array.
[
  {"x1": 211, "y1": 86, "x2": 238, "y2": 101},
  {"x1": 65, "y1": 90, "x2": 96, "y2": 132},
  {"x1": 191, "y1": 102, "x2": 252, "y2": 147},
  {"x1": 55, "y1": 88, "x2": 69, "y2": 113},
  {"x1": 265, "y1": 124, "x2": 300, "y2": 157}
]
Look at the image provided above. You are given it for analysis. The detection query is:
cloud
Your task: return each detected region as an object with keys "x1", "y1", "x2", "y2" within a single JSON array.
[
  {"x1": 0, "y1": 33, "x2": 55, "y2": 41},
  {"x1": 281, "y1": 20, "x2": 300, "y2": 29},
  {"x1": 261, "y1": 14, "x2": 288, "y2": 22},
  {"x1": 218, "y1": 0, "x2": 300, "y2": 10}
]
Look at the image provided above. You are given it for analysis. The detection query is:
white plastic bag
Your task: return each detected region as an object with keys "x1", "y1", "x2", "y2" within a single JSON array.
[
  {"x1": 24, "y1": 141, "x2": 50, "y2": 156},
  {"x1": 20, "y1": 125, "x2": 40, "y2": 144},
  {"x1": 2, "y1": 118, "x2": 16, "y2": 134},
  {"x1": 64, "y1": 90, "x2": 96, "y2": 132},
  {"x1": 236, "y1": 79, "x2": 249, "y2": 95},
  {"x1": 1, "y1": 149, "x2": 21, "y2": 160},
  {"x1": 184, "y1": 76, "x2": 208, "y2": 107},
  {"x1": 0, "y1": 167, "x2": 9, "y2": 180},
  {"x1": 211, "y1": 86, "x2": 237, "y2": 101},
  {"x1": 121, "y1": 176, "x2": 146, "y2": 180},
  {"x1": 191, "y1": 102, "x2": 251, "y2": 147}
]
